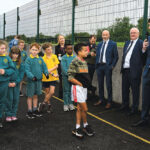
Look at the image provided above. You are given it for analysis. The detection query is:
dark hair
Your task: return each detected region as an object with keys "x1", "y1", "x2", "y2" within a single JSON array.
[
  {"x1": 42, "y1": 42, "x2": 52, "y2": 50},
  {"x1": 74, "y1": 43, "x2": 87, "y2": 54},
  {"x1": 65, "y1": 44, "x2": 72, "y2": 49},
  {"x1": 148, "y1": 18, "x2": 150, "y2": 23},
  {"x1": 89, "y1": 35, "x2": 96, "y2": 40},
  {"x1": 9, "y1": 46, "x2": 21, "y2": 65}
]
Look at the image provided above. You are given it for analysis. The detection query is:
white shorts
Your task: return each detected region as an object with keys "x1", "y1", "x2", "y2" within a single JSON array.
[{"x1": 71, "y1": 85, "x2": 87, "y2": 103}]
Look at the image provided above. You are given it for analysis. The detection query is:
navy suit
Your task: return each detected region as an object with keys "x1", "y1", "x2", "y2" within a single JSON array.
[
  {"x1": 121, "y1": 39, "x2": 143, "y2": 111},
  {"x1": 96, "y1": 40, "x2": 118, "y2": 103},
  {"x1": 141, "y1": 36, "x2": 150, "y2": 120}
]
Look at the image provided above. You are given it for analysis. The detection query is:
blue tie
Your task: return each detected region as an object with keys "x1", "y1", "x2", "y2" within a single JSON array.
[{"x1": 99, "y1": 42, "x2": 106, "y2": 63}]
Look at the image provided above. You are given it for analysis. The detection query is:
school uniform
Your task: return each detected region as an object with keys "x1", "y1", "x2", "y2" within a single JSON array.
[
  {"x1": 0, "y1": 54, "x2": 15, "y2": 118},
  {"x1": 61, "y1": 53, "x2": 76, "y2": 105},
  {"x1": 6, "y1": 61, "x2": 24, "y2": 117},
  {"x1": 25, "y1": 54, "x2": 49, "y2": 97}
]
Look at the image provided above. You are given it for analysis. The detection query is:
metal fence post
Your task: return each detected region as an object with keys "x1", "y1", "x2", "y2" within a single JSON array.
[
  {"x1": 37, "y1": 0, "x2": 41, "y2": 42},
  {"x1": 142, "y1": 0, "x2": 149, "y2": 40},
  {"x1": 3, "y1": 13, "x2": 6, "y2": 40},
  {"x1": 17, "y1": 7, "x2": 20, "y2": 35},
  {"x1": 72, "y1": 0, "x2": 76, "y2": 45}
]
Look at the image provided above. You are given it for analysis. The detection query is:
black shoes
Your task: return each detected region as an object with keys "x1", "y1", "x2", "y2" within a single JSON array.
[
  {"x1": 83, "y1": 125, "x2": 95, "y2": 137},
  {"x1": 72, "y1": 125, "x2": 95, "y2": 138},
  {"x1": 38, "y1": 102, "x2": 46, "y2": 113},
  {"x1": 118, "y1": 105, "x2": 129, "y2": 111},
  {"x1": 26, "y1": 112, "x2": 35, "y2": 119},
  {"x1": 72, "y1": 127, "x2": 84, "y2": 138},
  {"x1": 47, "y1": 104, "x2": 53, "y2": 113},
  {"x1": 33, "y1": 110, "x2": 42, "y2": 117},
  {"x1": 127, "y1": 109, "x2": 138, "y2": 116},
  {"x1": 132, "y1": 120, "x2": 149, "y2": 127}
]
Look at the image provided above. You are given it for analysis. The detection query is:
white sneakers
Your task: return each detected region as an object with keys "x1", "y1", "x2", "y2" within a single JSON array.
[
  {"x1": 69, "y1": 104, "x2": 75, "y2": 111},
  {"x1": 64, "y1": 104, "x2": 75, "y2": 112}
]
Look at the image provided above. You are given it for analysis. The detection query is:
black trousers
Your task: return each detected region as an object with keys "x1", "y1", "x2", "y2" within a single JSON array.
[
  {"x1": 141, "y1": 70, "x2": 150, "y2": 120},
  {"x1": 88, "y1": 64, "x2": 95, "y2": 82},
  {"x1": 122, "y1": 69, "x2": 141, "y2": 110}
]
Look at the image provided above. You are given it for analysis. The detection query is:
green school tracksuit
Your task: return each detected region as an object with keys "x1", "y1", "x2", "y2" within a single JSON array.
[
  {"x1": 6, "y1": 61, "x2": 24, "y2": 117},
  {"x1": 25, "y1": 55, "x2": 49, "y2": 97},
  {"x1": 21, "y1": 50, "x2": 27, "y2": 63},
  {"x1": 61, "y1": 54, "x2": 76, "y2": 105},
  {"x1": 0, "y1": 55, "x2": 15, "y2": 118}
]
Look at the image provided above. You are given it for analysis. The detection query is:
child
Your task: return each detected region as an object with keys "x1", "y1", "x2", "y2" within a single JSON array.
[
  {"x1": 25, "y1": 43, "x2": 49, "y2": 119},
  {"x1": 0, "y1": 40, "x2": 15, "y2": 127},
  {"x1": 6, "y1": 46, "x2": 24, "y2": 122},
  {"x1": 18, "y1": 40, "x2": 27, "y2": 96},
  {"x1": 39, "y1": 43, "x2": 59, "y2": 113},
  {"x1": 61, "y1": 44, "x2": 76, "y2": 111},
  {"x1": 68, "y1": 43, "x2": 95, "y2": 138}
]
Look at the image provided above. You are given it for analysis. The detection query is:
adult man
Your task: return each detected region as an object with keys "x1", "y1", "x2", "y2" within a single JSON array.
[
  {"x1": 120, "y1": 28, "x2": 144, "y2": 116},
  {"x1": 132, "y1": 19, "x2": 150, "y2": 126},
  {"x1": 94, "y1": 30, "x2": 118, "y2": 109},
  {"x1": 86, "y1": 35, "x2": 97, "y2": 82}
]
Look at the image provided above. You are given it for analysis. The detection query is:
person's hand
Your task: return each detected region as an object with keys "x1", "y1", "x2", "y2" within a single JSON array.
[
  {"x1": 53, "y1": 74, "x2": 59, "y2": 77},
  {"x1": 11, "y1": 82, "x2": 16, "y2": 87},
  {"x1": 48, "y1": 69, "x2": 53, "y2": 73},
  {"x1": 9, "y1": 83, "x2": 13, "y2": 87},
  {"x1": 0, "y1": 69, "x2": 5, "y2": 75},
  {"x1": 33, "y1": 77, "x2": 37, "y2": 81},
  {"x1": 143, "y1": 39, "x2": 149, "y2": 51}
]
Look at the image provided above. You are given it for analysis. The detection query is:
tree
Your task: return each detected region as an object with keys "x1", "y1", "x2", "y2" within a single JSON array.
[{"x1": 96, "y1": 17, "x2": 134, "y2": 42}]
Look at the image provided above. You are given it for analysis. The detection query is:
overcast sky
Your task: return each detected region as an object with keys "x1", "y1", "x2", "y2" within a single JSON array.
[{"x1": 0, "y1": 0, "x2": 33, "y2": 15}]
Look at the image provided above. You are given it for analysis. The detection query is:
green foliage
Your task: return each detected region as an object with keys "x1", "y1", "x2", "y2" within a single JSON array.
[
  {"x1": 137, "y1": 17, "x2": 143, "y2": 39},
  {"x1": 97, "y1": 17, "x2": 134, "y2": 42},
  {"x1": 5, "y1": 17, "x2": 145, "y2": 44}
]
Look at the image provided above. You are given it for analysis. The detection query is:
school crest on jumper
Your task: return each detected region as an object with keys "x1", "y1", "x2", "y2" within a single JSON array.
[
  {"x1": 39, "y1": 60, "x2": 42, "y2": 64},
  {"x1": 52, "y1": 58, "x2": 55, "y2": 62},
  {"x1": 3, "y1": 58, "x2": 8, "y2": 63},
  {"x1": 23, "y1": 53, "x2": 25, "y2": 57}
]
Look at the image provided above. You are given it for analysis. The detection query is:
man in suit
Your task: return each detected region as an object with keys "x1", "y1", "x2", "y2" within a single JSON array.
[
  {"x1": 132, "y1": 19, "x2": 150, "y2": 127},
  {"x1": 94, "y1": 30, "x2": 118, "y2": 109},
  {"x1": 120, "y1": 28, "x2": 144, "y2": 116}
]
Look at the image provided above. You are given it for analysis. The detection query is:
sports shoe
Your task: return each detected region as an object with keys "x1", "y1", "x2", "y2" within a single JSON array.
[
  {"x1": 64, "y1": 105, "x2": 69, "y2": 112},
  {"x1": 33, "y1": 110, "x2": 42, "y2": 117},
  {"x1": 20, "y1": 91, "x2": 24, "y2": 96},
  {"x1": 83, "y1": 125, "x2": 95, "y2": 136},
  {"x1": 69, "y1": 104, "x2": 75, "y2": 111},
  {"x1": 6, "y1": 117, "x2": 12, "y2": 122},
  {"x1": 26, "y1": 112, "x2": 35, "y2": 119},
  {"x1": 38, "y1": 102, "x2": 46, "y2": 113},
  {"x1": 47, "y1": 104, "x2": 53, "y2": 113},
  {"x1": 72, "y1": 127, "x2": 84, "y2": 138},
  {"x1": 11, "y1": 116, "x2": 18, "y2": 121}
]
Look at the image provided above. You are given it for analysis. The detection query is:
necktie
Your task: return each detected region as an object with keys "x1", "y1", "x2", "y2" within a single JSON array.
[
  {"x1": 122, "y1": 40, "x2": 134, "y2": 67},
  {"x1": 99, "y1": 42, "x2": 106, "y2": 63}
]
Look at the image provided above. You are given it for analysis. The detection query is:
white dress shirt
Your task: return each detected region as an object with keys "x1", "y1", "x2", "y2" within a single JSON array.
[
  {"x1": 100, "y1": 39, "x2": 109, "y2": 63},
  {"x1": 123, "y1": 39, "x2": 138, "y2": 68}
]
